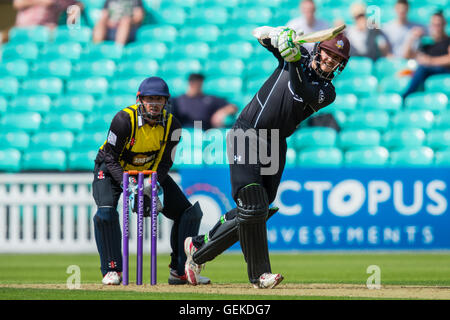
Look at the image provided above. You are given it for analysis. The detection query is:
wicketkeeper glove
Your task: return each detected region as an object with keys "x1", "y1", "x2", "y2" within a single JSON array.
[
  {"x1": 128, "y1": 177, "x2": 163, "y2": 216},
  {"x1": 277, "y1": 28, "x2": 302, "y2": 62}
]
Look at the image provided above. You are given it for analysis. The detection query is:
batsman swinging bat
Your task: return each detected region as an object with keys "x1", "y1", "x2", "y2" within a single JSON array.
[{"x1": 294, "y1": 24, "x2": 346, "y2": 44}]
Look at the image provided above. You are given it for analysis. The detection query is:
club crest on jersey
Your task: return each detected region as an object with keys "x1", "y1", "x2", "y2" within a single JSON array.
[{"x1": 336, "y1": 40, "x2": 344, "y2": 50}]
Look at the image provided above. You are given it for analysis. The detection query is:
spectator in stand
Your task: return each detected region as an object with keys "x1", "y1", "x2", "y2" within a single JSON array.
[
  {"x1": 172, "y1": 73, "x2": 238, "y2": 131},
  {"x1": 382, "y1": 0, "x2": 426, "y2": 59},
  {"x1": 402, "y1": 11, "x2": 450, "y2": 98},
  {"x1": 93, "y1": 0, "x2": 144, "y2": 45},
  {"x1": 13, "y1": 0, "x2": 82, "y2": 28},
  {"x1": 286, "y1": 0, "x2": 330, "y2": 52},
  {"x1": 346, "y1": 2, "x2": 392, "y2": 61}
]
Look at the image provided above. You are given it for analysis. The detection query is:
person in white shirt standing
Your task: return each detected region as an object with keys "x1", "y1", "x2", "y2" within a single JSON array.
[
  {"x1": 287, "y1": 0, "x2": 330, "y2": 52},
  {"x1": 382, "y1": 0, "x2": 426, "y2": 59}
]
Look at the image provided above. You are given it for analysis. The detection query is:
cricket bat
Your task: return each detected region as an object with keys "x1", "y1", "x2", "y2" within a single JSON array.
[{"x1": 294, "y1": 24, "x2": 346, "y2": 44}]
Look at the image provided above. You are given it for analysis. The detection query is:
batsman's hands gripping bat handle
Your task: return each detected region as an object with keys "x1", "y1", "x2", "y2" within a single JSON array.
[{"x1": 294, "y1": 24, "x2": 346, "y2": 44}]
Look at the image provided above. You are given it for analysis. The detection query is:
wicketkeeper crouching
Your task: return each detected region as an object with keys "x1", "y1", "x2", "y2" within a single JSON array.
[{"x1": 92, "y1": 77, "x2": 210, "y2": 285}]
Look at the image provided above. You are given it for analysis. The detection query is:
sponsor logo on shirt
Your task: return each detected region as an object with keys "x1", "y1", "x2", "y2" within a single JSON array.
[{"x1": 132, "y1": 154, "x2": 156, "y2": 166}]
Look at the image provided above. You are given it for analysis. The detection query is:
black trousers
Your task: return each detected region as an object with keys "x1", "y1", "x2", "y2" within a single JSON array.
[{"x1": 92, "y1": 162, "x2": 192, "y2": 274}]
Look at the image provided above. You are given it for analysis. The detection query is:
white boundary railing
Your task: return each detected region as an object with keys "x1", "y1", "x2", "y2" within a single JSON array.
[{"x1": 0, "y1": 173, "x2": 173, "y2": 253}]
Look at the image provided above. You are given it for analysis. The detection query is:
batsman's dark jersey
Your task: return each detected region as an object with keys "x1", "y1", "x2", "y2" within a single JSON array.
[{"x1": 228, "y1": 39, "x2": 336, "y2": 202}]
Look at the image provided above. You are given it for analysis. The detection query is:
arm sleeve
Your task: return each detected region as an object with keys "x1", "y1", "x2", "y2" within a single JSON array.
[
  {"x1": 102, "y1": 111, "x2": 132, "y2": 185},
  {"x1": 156, "y1": 116, "x2": 182, "y2": 184},
  {"x1": 289, "y1": 58, "x2": 336, "y2": 111}
]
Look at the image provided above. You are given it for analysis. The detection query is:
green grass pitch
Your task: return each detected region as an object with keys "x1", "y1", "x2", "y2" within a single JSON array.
[{"x1": 0, "y1": 252, "x2": 449, "y2": 300}]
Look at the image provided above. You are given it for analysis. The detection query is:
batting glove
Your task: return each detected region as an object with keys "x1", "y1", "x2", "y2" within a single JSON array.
[
  {"x1": 252, "y1": 26, "x2": 287, "y2": 49},
  {"x1": 278, "y1": 28, "x2": 302, "y2": 62}
]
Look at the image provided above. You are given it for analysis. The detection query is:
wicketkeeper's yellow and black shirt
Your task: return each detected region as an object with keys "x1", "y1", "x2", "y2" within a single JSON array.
[{"x1": 95, "y1": 104, "x2": 181, "y2": 185}]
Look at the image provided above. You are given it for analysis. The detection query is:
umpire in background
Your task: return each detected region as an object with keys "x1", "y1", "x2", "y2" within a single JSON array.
[{"x1": 92, "y1": 76, "x2": 210, "y2": 285}]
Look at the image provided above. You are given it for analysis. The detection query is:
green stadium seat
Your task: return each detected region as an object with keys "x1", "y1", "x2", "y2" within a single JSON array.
[
  {"x1": 136, "y1": 25, "x2": 178, "y2": 43},
  {"x1": 84, "y1": 112, "x2": 116, "y2": 131},
  {"x1": 343, "y1": 110, "x2": 389, "y2": 131},
  {"x1": 30, "y1": 131, "x2": 75, "y2": 151},
  {"x1": 0, "y1": 96, "x2": 7, "y2": 113},
  {"x1": 40, "y1": 42, "x2": 82, "y2": 61},
  {"x1": 30, "y1": 59, "x2": 72, "y2": 79},
  {"x1": 297, "y1": 147, "x2": 343, "y2": 167},
  {"x1": 310, "y1": 108, "x2": 347, "y2": 129},
  {"x1": 359, "y1": 93, "x2": 402, "y2": 113},
  {"x1": 382, "y1": 128, "x2": 426, "y2": 149},
  {"x1": 66, "y1": 77, "x2": 108, "y2": 97},
  {"x1": 85, "y1": 8, "x2": 102, "y2": 26},
  {"x1": 72, "y1": 59, "x2": 116, "y2": 78},
  {"x1": 0, "y1": 131, "x2": 29, "y2": 151},
  {"x1": 317, "y1": 6, "x2": 353, "y2": 24},
  {"x1": 404, "y1": 92, "x2": 448, "y2": 113},
  {"x1": 334, "y1": 76, "x2": 378, "y2": 97},
  {"x1": 197, "y1": 0, "x2": 238, "y2": 7},
  {"x1": 0, "y1": 77, "x2": 19, "y2": 96},
  {"x1": 109, "y1": 77, "x2": 144, "y2": 95},
  {"x1": 1, "y1": 112, "x2": 41, "y2": 132},
  {"x1": 0, "y1": 149, "x2": 21, "y2": 172},
  {"x1": 68, "y1": 150, "x2": 97, "y2": 170},
  {"x1": 409, "y1": 6, "x2": 437, "y2": 25},
  {"x1": 115, "y1": 59, "x2": 158, "y2": 78},
  {"x1": 82, "y1": 42, "x2": 124, "y2": 61},
  {"x1": 21, "y1": 77, "x2": 63, "y2": 97},
  {"x1": 246, "y1": 58, "x2": 278, "y2": 78},
  {"x1": 203, "y1": 77, "x2": 243, "y2": 97},
  {"x1": 435, "y1": 148, "x2": 450, "y2": 166},
  {"x1": 427, "y1": 129, "x2": 450, "y2": 150},
  {"x1": 340, "y1": 57, "x2": 373, "y2": 79},
  {"x1": 124, "y1": 42, "x2": 168, "y2": 61},
  {"x1": 390, "y1": 147, "x2": 434, "y2": 166},
  {"x1": 339, "y1": 129, "x2": 381, "y2": 149},
  {"x1": 220, "y1": 24, "x2": 259, "y2": 43},
  {"x1": 74, "y1": 131, "x2": 106, "y2": 150},
  {"x1": 425, "y1": 74, "x2": 450, "y2": 95},
  {"x1": 240, "y1": 0, "x2": 284, "y2": 7},
  {"x1": 190, "y1": 7, "x2": 228, "y2": 25},
  {"x1": 178, "y1": 24, "x2": 221, "y2": 43},
  {"x1": 293, "y1": 127, "x2": 337, "y2": 150},
  {"x1": 1, "y1": 42, "x2": 38, "y2": 61},
  {"x1": 245, "y1": 76, "x2": 266, "y2": 95},
  {"x1": 231, "y1": 7, "x2": 272, "y2": 25},
  {"x1": 159, "y1": 59, "x2": 201, "y2": 77},
  {"x1": 42, "y1": 112, "x2": 85, "y2": 132},
  {"x1": 157, "y1": 6, "x2": 187, "y2": 25},
  {"x1": 79, "y1": 0, "x2": 105, "y2": 9},
  {"x1": 210, "y1": 41, "x2": 254, "y2": 60},
  {"x1": 170, "y1": 42, "x2": 210, "y2": 60},
  {"x1": 9, "y1": 26, "x2": 51, "y2": 44},
  {"x1": 391, "y1": 110, "x2": 434, "y2": 130},
  {"x1": 434, "y1": 110, "x2": 450, "y2": 129},
  {"x1": 52, "y1": 94, "x2": 95, "y2": 113},
  {"x1": 53, "y1": 26, "x2": 93, "y2": 44},
  {"x1": 344, "y1": 146, "x2": 389, "y2": 167},
  {"x1": 100, "y1": 94, "x2": 136, "y2": 111},
  {"x1": 285, "y1": 147, "x2": 297, "y2": 168},
  {"x1": 0, "y1": 60, "x2": 29, "y2": 79},
  {"x1": 204, "y1": 58, "x2": 245, "y2": 77},
  {"x1": 22, "y1": 149, "x2": 67, "y2": 171},
  {"x1": 374, "y1": 57, "x2": 409, "y2": 79},
  {"x1": 379, "y1": 76, "x2": 410, "y2": 94},
  {"x1": 9, "y1": 94, "x2": 52, "y2": 114},
  {"x1": 329, "y1": 93, "x2": 358, "y2": 112},
  {"x1": 160, "y1": 0, "x2": 197, "y2": 8}
]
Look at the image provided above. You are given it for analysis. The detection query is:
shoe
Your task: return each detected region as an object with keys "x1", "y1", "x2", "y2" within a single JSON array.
[
  {"x1": 169, "y1": 268, "x2": 212, "y2": 285},
  {"x1": 102, "y1": 271, "x2": 121, "y2": 285},
  {"x1": 184, "y1": 237, "x2": 203, "y2": 285},
  {"x1": 252, "y1": 273, "x2": 284, "y2": 289},
  {"x1": 168, "y1": 269, "x2": 187, "y2": 285}
]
